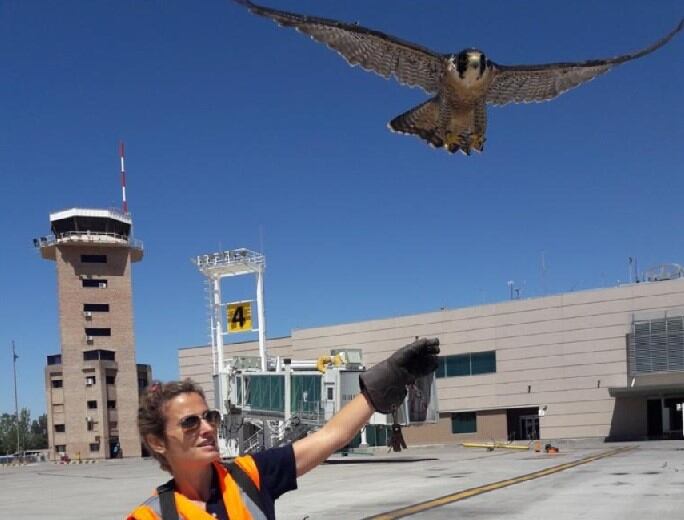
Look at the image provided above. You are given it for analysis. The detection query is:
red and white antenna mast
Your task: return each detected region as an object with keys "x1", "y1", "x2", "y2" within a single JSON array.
[{"x1": 119, "y1": 141, "x2": 128, "y2": 214}]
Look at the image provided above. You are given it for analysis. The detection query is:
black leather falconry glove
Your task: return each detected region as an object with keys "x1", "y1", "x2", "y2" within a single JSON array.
[{"x1": 359, "y1": 337, "x2": 440, "y2": 414}]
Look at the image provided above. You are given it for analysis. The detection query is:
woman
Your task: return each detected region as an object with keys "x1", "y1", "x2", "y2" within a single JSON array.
[{"x1": 128, "y1": 337, "x2": 439, "y2": 520}]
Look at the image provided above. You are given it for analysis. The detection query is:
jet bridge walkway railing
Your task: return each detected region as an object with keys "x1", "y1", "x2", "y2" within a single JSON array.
[
  {"x1": 272, "y1": 416, "x2": 316, "y2": 448},
  {"x1": 242, "y1": 427, "x2": 264, "y2": 454},
  {"x1": 240, "y1": 413, "x2": 319, "y2": 454},
  {"x1": 292, "y1": 400, "x2": 324, "y2": 426}
]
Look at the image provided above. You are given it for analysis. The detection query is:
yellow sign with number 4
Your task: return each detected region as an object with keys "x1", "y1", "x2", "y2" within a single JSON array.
[{"x1": 227, "y1": 301, "x2": 253, "y2": 333}]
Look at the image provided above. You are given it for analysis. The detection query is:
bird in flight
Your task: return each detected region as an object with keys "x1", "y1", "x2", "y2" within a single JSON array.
[{"x1": 235, "y1": 1, "x2": 683, "y2": 155}]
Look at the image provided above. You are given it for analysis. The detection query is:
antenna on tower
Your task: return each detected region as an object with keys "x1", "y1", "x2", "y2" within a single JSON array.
[{"x1": 119, "y1": 141, "x2": 128, "y2": 214}]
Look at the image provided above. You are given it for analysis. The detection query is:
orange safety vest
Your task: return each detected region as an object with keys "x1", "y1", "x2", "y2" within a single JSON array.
[{"x1": 127, "y1": 456, "x2": 268, "y2": 520}]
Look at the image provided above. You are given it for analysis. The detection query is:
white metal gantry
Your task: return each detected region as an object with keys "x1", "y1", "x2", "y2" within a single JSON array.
[{"x1": 193, "y1": 248, "x2": 268, "y2": 412}]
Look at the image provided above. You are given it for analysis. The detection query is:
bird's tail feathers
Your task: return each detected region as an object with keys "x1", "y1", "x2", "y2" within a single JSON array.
[{"x1": 388, "y1": 97, "x2": 447, "y2": 150}]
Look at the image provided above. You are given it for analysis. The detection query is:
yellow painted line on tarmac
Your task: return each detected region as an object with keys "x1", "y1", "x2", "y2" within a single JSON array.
[{"x1": 362, "y1": 446, "x2": 635, "y2": 520}]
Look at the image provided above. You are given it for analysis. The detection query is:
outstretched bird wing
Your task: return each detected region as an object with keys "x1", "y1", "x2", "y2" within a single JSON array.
[
  {"x1": 234, "y1": 0, "x2": 445, "y2": 94},
  {"x1": 486, "y1": 18, "x2": 683, "y2": 106}
]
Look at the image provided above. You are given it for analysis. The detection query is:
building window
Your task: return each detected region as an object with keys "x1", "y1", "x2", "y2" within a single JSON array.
[
  {"x1": 55, "y1": 445, "x2": 66, "y2": 453},
  {"x1": 89, "y1": 443, "x2": 100, "y2": 452},
  {"x1": 436, "y1": 351, "x2": 497, "y2": 378},
  {"x1": 471, "y1": 351, "x2": 497, "y2": 375},
  {"x1": 86, "y1": 419, "x2": 97, "y2": 432},
  {"x1": 51, "y1": 379, "x2": 63, "y2": 388},
  {"x1": 83, "y1": 350, "x2": 116, "y2": 361},
  {"x1": 436, "y1": 357, "x2": 446, "y2": 378},
  {"x1": 451, "y1": 412, "x2": 477, "y2": 434},
  {"x1": 446, "y1": 355, "x2": 470, "y2": 377},
  {"x1": 47, "y1": 354, "x2": 62, "y2": 365},
  {"x1": 106, "y1": 375, "x2": 116, "y2": 385},
  {"x1": 81, "y1": 254, "x2": 107, "y2": 263},
  {"x1": 242, "y1": 375, "x2": 285, "y2": 413},
  {"x1": 85, "y1": 328, "x2": 111, "y2": 337},
  {"x1": 107, "y1": 400, "x2": 116, "y2": 409},
  {"x1": 87, "y1": 400, "x2": 98, "y2": 409},
  {"x1": 54, "y1": 424, "x2": 65, "y2": 433},
  {"x1": 83, "y1": 303, "x2": 110, "y2": 313},
  {"x1": 85, "y1": 375, "x2": 96, "y2": 386},
  {"x1": 109, "y1": 421, "x2": 118, "y2": 430},
  {"x1": 82, "y1": 279, "x2": 108, "y2": 288}
]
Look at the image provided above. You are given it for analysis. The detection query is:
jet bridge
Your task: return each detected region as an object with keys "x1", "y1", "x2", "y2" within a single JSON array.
[{"x1": 215, "y1": 349, "x2": 439, "y2": 456}]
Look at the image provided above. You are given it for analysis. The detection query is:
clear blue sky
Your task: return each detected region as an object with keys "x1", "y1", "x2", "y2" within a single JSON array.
[{"x1": 1, "y1": 0, "x2": 682, "y2": 416}]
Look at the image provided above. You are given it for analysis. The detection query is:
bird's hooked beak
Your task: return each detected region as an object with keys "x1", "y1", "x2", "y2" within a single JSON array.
[
  {"x1": 467, "y1": 53, "x2": 481, "y2": 68},
  {"x1": 469, "y1": 52, "x2": 488, "y2": 77}
]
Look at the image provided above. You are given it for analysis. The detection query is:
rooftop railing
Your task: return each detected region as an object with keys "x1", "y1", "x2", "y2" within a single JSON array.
[{"x1": 34, "y1": 231, "x2": 143, "y2": 250}]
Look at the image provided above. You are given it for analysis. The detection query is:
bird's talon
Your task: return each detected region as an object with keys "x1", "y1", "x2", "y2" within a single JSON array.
[{"x1": 470, "y1": 134, "x2": 486, "y2": 151}]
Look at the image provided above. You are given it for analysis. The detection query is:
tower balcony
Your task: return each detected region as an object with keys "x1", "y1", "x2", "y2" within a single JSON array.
[{"x1": 33, "y1": 207, "x2": 143, "y2": 262}]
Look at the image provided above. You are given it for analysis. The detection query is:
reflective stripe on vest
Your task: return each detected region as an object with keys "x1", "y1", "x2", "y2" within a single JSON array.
[
  {"x1": 234, "y1": 485, "x2": 267, "y2": 520},
  {"x1": 142, "y1": 495, "x2": 163, "y2": 517},
  {"x1": 128, "y1": 457, "x2": 267, "y2": 520},
  {"x1": 218, "y1": 457, "x2": 267, "y2": 520},
  {"x1": 127, "y1": 497, "x2": 162, "y2": 520}
]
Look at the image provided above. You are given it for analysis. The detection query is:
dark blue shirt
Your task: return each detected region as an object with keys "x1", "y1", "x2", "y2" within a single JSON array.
[{"x1": 206, "y1": 444, "x2": 298, "y2": 520}]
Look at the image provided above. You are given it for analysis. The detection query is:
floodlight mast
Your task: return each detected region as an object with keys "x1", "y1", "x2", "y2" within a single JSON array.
[{"x1": 193, "y1": 249, "x2": 268, "y2": 410}]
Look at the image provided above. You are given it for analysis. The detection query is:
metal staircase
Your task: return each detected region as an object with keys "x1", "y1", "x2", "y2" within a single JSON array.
[{"x1": 240, "y1": 415, "x2": 316, "y2": 453}]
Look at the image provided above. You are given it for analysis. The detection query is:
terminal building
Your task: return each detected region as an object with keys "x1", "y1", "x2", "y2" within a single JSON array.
[
  {"x1": 180, "y1": 270, "x2": 684, "y2": 445},
  {"x1": 36, "y1": 208, "x2": 150, "y2": 460}
]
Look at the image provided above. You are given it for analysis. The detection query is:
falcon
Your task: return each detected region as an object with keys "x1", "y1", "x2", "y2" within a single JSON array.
[{"x1": 235, "y1": 0, "x2": 683, "y2": 155}]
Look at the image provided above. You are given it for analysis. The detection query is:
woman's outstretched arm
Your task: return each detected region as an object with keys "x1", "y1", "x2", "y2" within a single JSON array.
[{"x1": 293, "y1": 392, "x2": 374, "y2": 477}]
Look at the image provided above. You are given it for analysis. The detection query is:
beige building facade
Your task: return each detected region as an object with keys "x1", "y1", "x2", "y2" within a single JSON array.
[
  {"x1": 179, "y1": 277, "x2": 684, "y2": 444},
  {"x1": 38, "y1": 208, "x2": 149, "y2": 460}
]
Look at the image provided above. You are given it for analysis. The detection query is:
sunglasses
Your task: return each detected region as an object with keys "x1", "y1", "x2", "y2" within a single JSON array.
[{"x1": 178, "y1": 409, "x2": 221, "y2": 432}]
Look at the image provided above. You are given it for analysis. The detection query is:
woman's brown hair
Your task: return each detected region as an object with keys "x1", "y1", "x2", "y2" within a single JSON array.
[{"x1": 138, "y1": 379, "x2": 207, "y2": 472}]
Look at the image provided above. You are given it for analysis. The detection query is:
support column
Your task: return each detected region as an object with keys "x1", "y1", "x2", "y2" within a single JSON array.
[
  {"x1": 662, "y1": 396, "x2": 671, "y2": 434},
  {"x1": 262, "y1": 420, "x2": 272, "y2": 449},
  {"x1": 284, "y1": 364, "x2": 292, "y2": 422},
  {"x1": 214, "y1": 278, "x2": 225, "y2": 412},
  {"x1": 360, "y1": 425, "x2": 369, "y2": 448},
  {"x1": 256, "y1": 266, "x2": 267, "y2": 371}
]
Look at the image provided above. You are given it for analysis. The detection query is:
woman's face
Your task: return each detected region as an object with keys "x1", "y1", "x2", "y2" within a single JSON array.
[{"x1": 154, "y1": 392, "x2": 220, "y2": 472}]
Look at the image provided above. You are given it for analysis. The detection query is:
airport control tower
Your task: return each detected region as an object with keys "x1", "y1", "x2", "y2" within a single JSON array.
[{"x1": 36, "y1": 208, "x2": 149, "y2": 460}]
